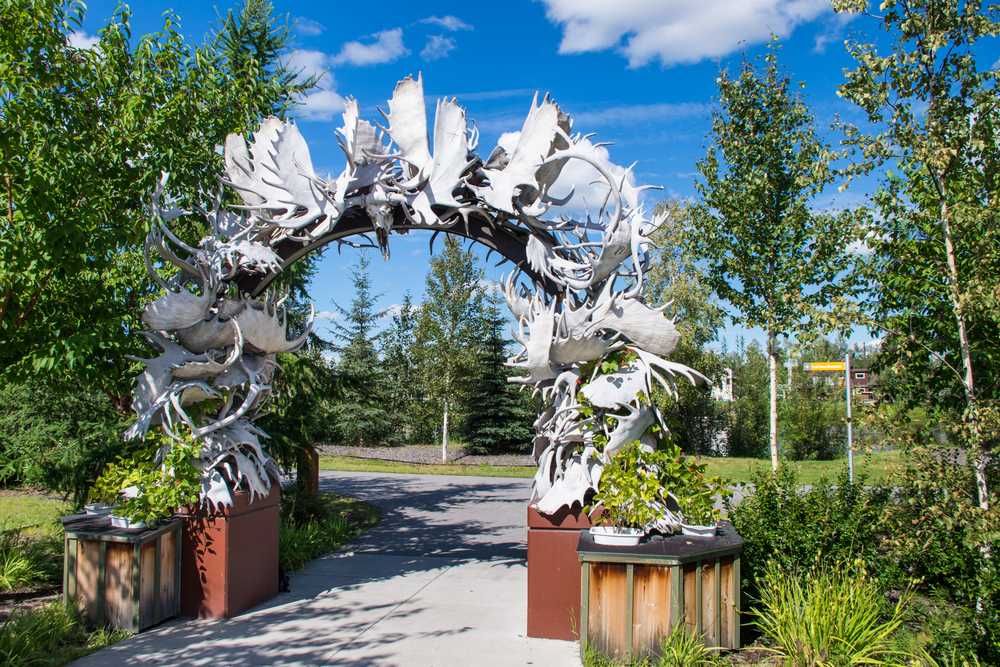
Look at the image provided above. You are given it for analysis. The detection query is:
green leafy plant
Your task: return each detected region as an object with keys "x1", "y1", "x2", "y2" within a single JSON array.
[
  {"x1": 657, "y1": 621, "x2": 720, "y2": 667},
  {"x1": 0, "y1": 601, "x2": 130, "y2": 667},
  {"x1": 0, "y1": 527, "x2": 56, "y2": 592},
  {"x1": 754, "y1": 561, "x2": 912, "y2": 667},
  {"x1": 91, "y1": 433, "x2": 202, "y2": 525},
  {"x1": 587, "y1": 441, "x2": 669, "y2": 531},
  {"x1": 655, "y1": 444, "x2": 732, "y2": 526}
]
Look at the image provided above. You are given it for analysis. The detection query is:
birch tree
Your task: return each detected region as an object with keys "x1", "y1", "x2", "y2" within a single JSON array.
[
  {"x1": 414, "y1": 236, "x2": 485, "y2": 462},
  {"x1": 835, "y1": 0, "x2": 999, "y2": 509},
  {"x1": 693, "y1": 40, "x2": 858, "y2": 469}
]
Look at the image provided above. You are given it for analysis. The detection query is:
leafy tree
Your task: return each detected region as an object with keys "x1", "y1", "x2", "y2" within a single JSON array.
[
  {"x1": 644, "y1": 200, "x2": 727, "y2": 455},
  {"x1": 0, "y1": 0, "x2": 316, "y2": 405},
  {"x1": 833, "y1": 0, "x2": 1000, "y2": 657},
  {"x1": 414, "y1": 236, "x2": 485, "y2": 461},
  {"x1": 460, "y1": 291, "x2": 534, "y2": 454},
  {"x1": 722, "y1": 338, "x2": 772, "y2": 459},
  {"x1": 693, "y1": 38, "x2": 859, "y2": 470},
  {"x1": 328, "y1": 252, "x2": 397, "y2": 447}
]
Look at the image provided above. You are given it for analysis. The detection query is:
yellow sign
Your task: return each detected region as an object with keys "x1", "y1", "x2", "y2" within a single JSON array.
[{"x1": 809, "y1": 361, "x2": 845, "y2": 371}]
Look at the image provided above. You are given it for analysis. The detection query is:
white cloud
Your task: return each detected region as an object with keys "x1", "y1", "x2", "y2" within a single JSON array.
[
  {"x1": 420, "y1": 15, "x2": 473, "y2": 31},
  {"x1": 68, "y1": 31, "x2": 99, "y2": 50},
  {"x1": 287, "y1": 49, "x2": 334, "y2": 87},
  {"x1": 300, "y1": 90, "x2": 344, "y2": 122},
  {"x1": 478, "y1": 279, "x2": 503, "y2": 295},
  {"x1": 571, "y1": 102, "x2": 707, "y2": 127},
  {"x1": 315, "y1": 310, "x2": 343, "y2": 322},
  {"x1": 539, "y1": 0, "x2": 832, "y2": 67},
  {"x1": 496, "y1": 132, "x2": 639, "y2": 216},
  {"x1": 295, "y1": 17, "x2": 325, "y2": 36},
  {"x1": 421, "y1": 35, "x2": 456, "y2": 61},
  {"x1": 331, "y1": 28, "x2": 409, "y2": 66}
]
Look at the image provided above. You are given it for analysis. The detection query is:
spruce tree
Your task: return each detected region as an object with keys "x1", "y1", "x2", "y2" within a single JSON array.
[
  {"x1": 328, "y1": 252, "x2": 396, "y2": 447},
  {"x1": 461, "y1": 291, "x2": 535, "y2": 454}
]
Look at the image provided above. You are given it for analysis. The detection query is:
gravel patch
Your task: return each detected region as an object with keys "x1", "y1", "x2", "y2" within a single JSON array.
[{"x1": 318, "y1": 444, "x2": 536, "y2": 468}]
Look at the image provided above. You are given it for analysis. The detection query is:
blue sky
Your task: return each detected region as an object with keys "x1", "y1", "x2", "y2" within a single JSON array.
[{"x1": 74, "y1": 1, "x2": 997, "y2": 355}]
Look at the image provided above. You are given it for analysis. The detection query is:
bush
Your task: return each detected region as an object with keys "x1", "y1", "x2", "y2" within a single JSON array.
[
  {"x1": 0, "y1": 381, "x2": 134, "y2": 506},
  {"x1": 0, "y1": 602, "x2": 130, "y2": 667},
  {"x1": 0, "y1": 528, "x2": 59, "y2": 592},
  {"x1": 278, "y1": 487, "x2": 380, "y2": 572},
  {"x1": 754, "y1": 562, "x2": 911, "y2": 667},
  {"x1": 778, "y1": 385, "x2": 845, "y2": 460},
  {"x1": 726, "y1": 465, "x2": 895, "y2": 612}
]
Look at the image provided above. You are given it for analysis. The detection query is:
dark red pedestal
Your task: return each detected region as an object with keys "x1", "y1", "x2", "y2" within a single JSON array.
[
  {"x1": 527, "y1": 504, "x2": 594, "y2": 640},
  {"x1": 177, "y1": 486, "x2": 280, "y2": 618}
]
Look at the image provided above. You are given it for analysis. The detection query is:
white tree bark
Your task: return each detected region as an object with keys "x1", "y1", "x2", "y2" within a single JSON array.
[
  {"x1": 442, "y1": 397, "x2": 449, "y2": 463},
  {"x1": 768, "y1": 329, "x2": 779, "y2": 471}
]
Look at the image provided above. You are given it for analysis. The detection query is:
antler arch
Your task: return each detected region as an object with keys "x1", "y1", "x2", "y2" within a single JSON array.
[{"x1": 129, "y1": 74, "x2": 709, "y2": 514}]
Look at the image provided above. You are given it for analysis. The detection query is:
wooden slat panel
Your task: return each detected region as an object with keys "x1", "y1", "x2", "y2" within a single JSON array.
[
  {"x1": 589, "y1": 562, "x2": 629, "y2": 659},
  {"x1": 139, "y1": 541, "x2": 157, "y2": 630},
  {"x1": 683, "y1": 562, "x2": 697, "y2": 634},
  {"x1": 720, "y1": 555, "x2": 734, "y2": 649},
  {"x1": 702, "y1": 558, "x2": 716, "y2": 646},
  {"x1": 104, "y1": 543, "x2": 133, "y2": 631},
  {"x1": 76, "y1": 540, "x2": 100, "y2": 626},
  {"x1": 631, "y1": 564, "x2": 671, "y2": 659}
]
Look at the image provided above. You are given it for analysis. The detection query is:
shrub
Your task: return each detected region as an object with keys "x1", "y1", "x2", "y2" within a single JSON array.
[
  {"x1": 0, "y1": 528, "x2": 59, "y2": 592},
  {"x1": 726, "y1": 465, "x2": 895, "y2": 611},
  {"x1": 754, "y1": 562, "x2": 911, "y2": 667},
  {"x1": 0, "y1": 602, "x2": 130, "y2": 667}
]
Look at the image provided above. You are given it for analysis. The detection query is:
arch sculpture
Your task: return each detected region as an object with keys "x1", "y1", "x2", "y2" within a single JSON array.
[{"x1": 128, "y1": 75, "x2": 708, "y2": 514}]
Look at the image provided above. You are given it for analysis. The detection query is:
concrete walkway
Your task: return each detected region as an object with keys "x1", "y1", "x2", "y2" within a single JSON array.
[{"x1": 70, "y1": 471, "x2": 580, "y2": 667}]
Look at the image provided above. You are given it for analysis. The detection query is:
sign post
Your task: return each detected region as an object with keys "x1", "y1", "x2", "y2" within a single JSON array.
[{"x1": 845, "y1": 353, "x2": 853, "y2": 483}]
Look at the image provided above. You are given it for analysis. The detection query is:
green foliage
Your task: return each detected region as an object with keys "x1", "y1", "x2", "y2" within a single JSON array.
[
  {"x1": 327, "y1": 252, "x2": 399, "y2": 447},
  {"x1": 0, "y1": 0, "x2": 316, "y2": 398},
  {"x1": 657, "y1": 621, "x2": 720, "y2": 667},
  {"x1": 379, "y1": 291, "x2": 419, "y2": 444},
  {"x1": 720, "y1": 338, "x2": 770, "y2": 459},
  {"x1": 589, "y1": 441, "x2": 730, "y2": 530},
  {"x1": 277, "y1": 487, "x2": 381, "y2": 572},
  {"x1": 0, "y1": 527, "x2": 58, "y2": 592},
  {"x1": 694, "y1": 37, "x2": 860, "y2": 466},
  {"x1": 0, "y1": 601, "x2": 129, "y2": 667},
  {"x1": 461, "y1": 291, "x2": 534, "y2": 454},
  {"x1": 726, "y1": 466, "x2": 895, "y2": 611},
  {"x1": 645, "y1": 200, "x2": 727, "y2": 456},
  {"x1": 589, "y1": 441, "x2": 671, "y2": 530},
  {"x1": 91, "y1": 435, "x2": 202, "y2": 524},
  {"x1": 754, "y1": 562, "x2": 912, "y2": 667},
  {"x1": 413, "y1": 236, "x2": 486, "y2": 454},
  {"x1": 778, "y1": 383, "x2": 845, "y2": 461},
  {"x1": 0, "y1": 380, "x2": 134, "y2": 506}
]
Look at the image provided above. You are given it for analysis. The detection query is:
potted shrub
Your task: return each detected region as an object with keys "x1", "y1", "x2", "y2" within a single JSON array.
[
  {"x1": 656, "y1": 446, "x2": 732, "y2": 536},
  {"x1": 92, "y1": 436, "x2": 202, "y2": 530},
  {"x1": 586, "y1": 441, "x2": 675, "y2": 545}
]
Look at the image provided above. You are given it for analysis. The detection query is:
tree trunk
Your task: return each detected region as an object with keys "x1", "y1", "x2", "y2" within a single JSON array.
[
  {"x1": 768, "y1": 329, "x2": 779, "y2": 471},
  {"x1": 442, "y1": 397, "x2": 449, "y2": 463},
  {"x1": 939, "y1": 195, "x2": 987, "y2": 510}
]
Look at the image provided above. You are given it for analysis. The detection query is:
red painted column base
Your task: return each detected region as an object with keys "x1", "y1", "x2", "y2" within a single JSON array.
[
  {"x1": 527, "y1": 504, "x2": 594, "y2": 641},
  {"x1": 177, "y1": 486, "x2": 280, "y2": 619}
]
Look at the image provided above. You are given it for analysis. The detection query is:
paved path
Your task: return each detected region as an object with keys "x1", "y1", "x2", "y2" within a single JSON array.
[{"x1": 70, "y1": 471, "x2": 580, "y2": 667}]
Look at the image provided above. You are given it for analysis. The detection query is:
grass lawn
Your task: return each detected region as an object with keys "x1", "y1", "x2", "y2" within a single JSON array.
[
  {"x1": 319, "y1": 450, "x2": 904, "y2": 486},
  {"x1": 0, "y1": 493, "x2": 73, "y2": 536}
]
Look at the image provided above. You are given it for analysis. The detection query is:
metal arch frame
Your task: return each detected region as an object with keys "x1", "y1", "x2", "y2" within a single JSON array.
[{"x1": 235, "y1": 206, "x2": 565, "y2": 297}]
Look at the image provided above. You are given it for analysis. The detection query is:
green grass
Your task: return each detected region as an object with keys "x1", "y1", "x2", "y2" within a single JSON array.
[
  {"x1": 318, "y1": 454, "x2": 538, "y2": 478},
  {"x1": 0, "y1": 496, "x2": 73, "y2": 537},
  {"x1": 318, "y1": 451, "x2": 903, "y2": 485}
]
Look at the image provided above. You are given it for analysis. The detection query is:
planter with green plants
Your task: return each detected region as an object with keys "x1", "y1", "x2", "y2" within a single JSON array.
[
  {"x1": 586, "y1": 440, "x2": 733, "y2": 544},
  {"x1": 90, "y1": 435, "x2": 202, "y2": 530}
]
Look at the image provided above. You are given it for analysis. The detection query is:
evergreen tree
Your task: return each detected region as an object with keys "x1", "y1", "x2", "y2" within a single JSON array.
[
  {"x1": 328, "y1": 252, "x2": 395, "y2": 446},
  {"x1": 380, "y1": 291, "x2": 419, "y2": 443},
  {"x1": 461, "y1": 291, "x2": 534, "y2": 454},
  {"x1": 414, "y1": 236, "x2": 485, "y2": 461}
]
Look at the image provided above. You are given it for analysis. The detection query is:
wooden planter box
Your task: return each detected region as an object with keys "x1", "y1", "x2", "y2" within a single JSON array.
[
  {"x1": 577, "y1": 522, "x2": 744, "y2": 660},
  {"x1": 61, "y1": 515, "x2": 181, "y2": 632},
  {"x1": 175, "y1": 486, "x2": 279, "y2": 618},
  {"x1": 527, "y1": 504, "x2": 595, "y2": 640}
]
